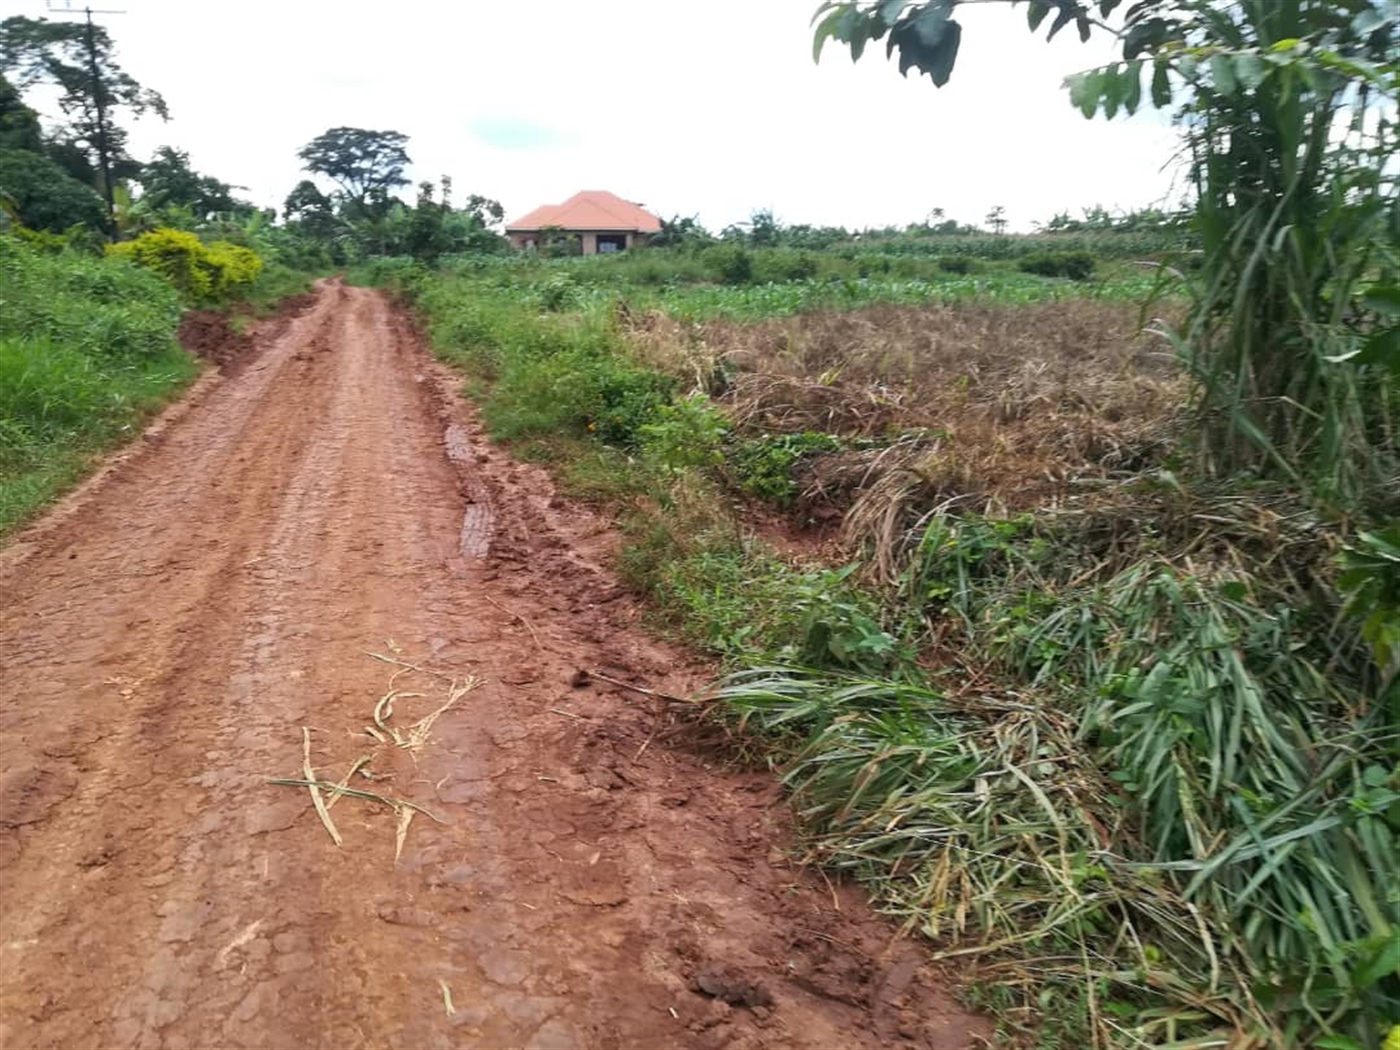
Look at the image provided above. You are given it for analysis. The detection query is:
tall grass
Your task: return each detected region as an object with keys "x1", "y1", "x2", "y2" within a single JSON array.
[
  {"x1": 1169, "y1": 3, "x2": 1399, "y2": 516},
  {"x1": 0, "y1": 237, "x2": 197, "y2": 534},
  {"x1": 718, "y1": 498, "x2": 1395, "y2": 1048}
]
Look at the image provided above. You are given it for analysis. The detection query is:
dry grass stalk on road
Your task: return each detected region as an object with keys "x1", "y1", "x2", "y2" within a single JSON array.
[
  {"x1": 365, "y1": 649, "x2": 481, "y2": 753},
  {"x1": 273, "y1": 654, "x2": 476, "y2": 854},
  {"x1": 299, "y1": 726, "x2": 342, "y2": 847}
]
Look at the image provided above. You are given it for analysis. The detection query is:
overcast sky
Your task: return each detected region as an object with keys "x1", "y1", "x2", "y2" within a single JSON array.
[{"x1": 7, "y1": 0, "x2": 1187, "y2": 232}]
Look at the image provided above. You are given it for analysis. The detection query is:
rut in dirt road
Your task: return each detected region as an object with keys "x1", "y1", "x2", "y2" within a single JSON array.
[{"x1": 0, "y1": 281, "x2": 985, "y2": 1050}]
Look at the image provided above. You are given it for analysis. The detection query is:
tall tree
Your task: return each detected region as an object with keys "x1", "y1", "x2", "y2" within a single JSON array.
[
  {"x1": 0, "y1": 72, "x2": 41, "y2": 153},
  {"x1": 0, "y1": 70, "x2": 108, "y2": 234},
  {"x1": 461, "y1": 191, "x2": 503, "y2": 228},
  {"x1": 139, "y1": 146, "x2": 248, "y2": 219},
  {"x1": 283, "y1": 178, "x2": 334, "y2": 224},
  {"x1": 652, "y1": 214, "x2": 713, "y2": 248},
  {"x1": 0, "y1": 15, "x2": 167, "y2": 225},
  {"x1": 296, "y1": 127, "x2": 411, "y2": 213},
  {"x1": 749, "y1": 207, "x2": 780, "y2": 246},
  {"x1": 282, "y1": 178, "x2": 342, "y2": 244},
  {"x1": 0, "y1": 147, "x2": 105, "y2": 232}
]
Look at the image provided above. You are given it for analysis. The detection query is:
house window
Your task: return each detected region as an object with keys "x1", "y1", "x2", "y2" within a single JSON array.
[{"x1": 597, "y1": 234, "x2": 627, "y2": 253}]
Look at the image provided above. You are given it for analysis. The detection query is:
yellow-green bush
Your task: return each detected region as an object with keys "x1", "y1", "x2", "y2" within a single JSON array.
[
  {"x1": 107, "y1": 227, "x2": 262, "y2": 304},
  {"x1": 205, "y1": 240, "x2": 262, "y2": 292}
]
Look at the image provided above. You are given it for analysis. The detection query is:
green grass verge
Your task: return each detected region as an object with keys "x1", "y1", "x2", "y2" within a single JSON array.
[
  {"x1": 0, "y1": 336, "x2": 198, "y2": 535},
  {"x1": 243, "y1": 262, "x2": 317, "y2": 313},
  {"x1": 1, "y1": 237, "x2": 200, "y2": 538},
  {"x1": 0, "y1": 236, "x2": 327, "y2": 538}
]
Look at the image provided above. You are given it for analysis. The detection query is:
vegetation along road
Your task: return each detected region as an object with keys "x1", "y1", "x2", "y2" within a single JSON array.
[
  {"x1": 0, "y1": 281, "x2": 987, "y2": 1049},
  {"x1": 2, "y1": 1, "x2": 1395, "y2": 1047}
]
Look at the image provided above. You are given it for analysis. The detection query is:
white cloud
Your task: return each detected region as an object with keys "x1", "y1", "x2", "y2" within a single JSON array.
[{"x1": 5, "y1": 0, "x2": 1186, "y2": 231}]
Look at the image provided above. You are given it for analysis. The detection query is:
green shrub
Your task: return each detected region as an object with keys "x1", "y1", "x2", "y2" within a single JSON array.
[
  {"x1": 700, "y1": 243, "x2": 754, "y2": 284},
  {"x1": 752, "y1": 248, "x2": 821, "y2": 283},
  {"x1": 855, "y1": 253, "x2": 893, "y2": 277},
  {"x1": 536, "y1": 272, "x2": 580, "y2": 311},
  {"x1": 106, "y1": 227, "x2": 265, "y2": 304},
  {"x1": 1062, "y1": 252, "x2": 1096, "y2": 281},
  {"x1": 588, "y1": 364, "x2": 676, "y2": 447},
  {"x1": 434, "y1": 293, "x2": 675, "y2": 449},
  {"x1": 639, "y1": 533, "x2": 904, "y2": 673},
  {"x1": 787, "y1": 564, "x2": 905, "y2": 672},
  {"x1": 205, "y1": 240, "x2": 263, "y2": 294},
  {"x1": 639, "y1": 394, "x2": 729, "y2": 473},
  {"x1": 1018, "y1": 250, "x2": 1097, "y2": 281},
  {"x1": 936, "y1": 255, "x2": 978, "y2": 275},
  {"x1": 106, "y1": 228, "x2": 208, "y2": 301},
  {"x1": 727, "y1": 431, "x2": 844, "y2": 504}
]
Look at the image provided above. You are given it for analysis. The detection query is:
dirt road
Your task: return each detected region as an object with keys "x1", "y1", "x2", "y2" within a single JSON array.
[{"x1": 0, "y1": 282, "x2": 983, "y2": 1049}]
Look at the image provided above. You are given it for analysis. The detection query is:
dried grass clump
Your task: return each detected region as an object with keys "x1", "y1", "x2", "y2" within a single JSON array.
[
  {"x1": 625, "y1": 300, "x2": 1187, "y2": 520},
  {"x1": 621, "y1": 308, "x2": 732, "y2": 395},
  {"x1": 726, "y1": 372, "x2": 910, "y2": 437}
]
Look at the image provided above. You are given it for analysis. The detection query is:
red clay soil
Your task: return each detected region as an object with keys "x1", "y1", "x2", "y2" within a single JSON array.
[
  {"x1": 0, "y1": 281, "x2": 988, "y2": 1050},
  {"x1": 175, "y1": 310, "x2": 253, "y2": 370}
]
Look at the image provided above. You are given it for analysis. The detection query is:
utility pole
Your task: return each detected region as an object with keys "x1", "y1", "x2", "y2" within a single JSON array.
[
  {"x1": 47, "y1": 2, "x2": 125, "y2": 237},
  {"x1": 83, "y1": 7, "x2": 114, "y2": 231}
]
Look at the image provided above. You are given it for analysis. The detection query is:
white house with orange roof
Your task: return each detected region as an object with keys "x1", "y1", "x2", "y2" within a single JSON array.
[{"x1": 505, "y1": 190, "x2": 661, "y2": 254}]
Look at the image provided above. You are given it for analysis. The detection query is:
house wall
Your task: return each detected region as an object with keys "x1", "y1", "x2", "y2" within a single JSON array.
[{"x1": 507, "y1": 230, "x2": 653, "y2": 254}]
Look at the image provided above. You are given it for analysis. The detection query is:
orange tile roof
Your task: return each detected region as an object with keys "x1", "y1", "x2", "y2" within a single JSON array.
[{"x1": 507, "y1": 190, "x2": 661, "y2": 233}]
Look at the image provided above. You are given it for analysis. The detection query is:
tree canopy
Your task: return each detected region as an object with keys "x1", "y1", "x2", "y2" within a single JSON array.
[
  {"x1": 0, "y1": 73, "x2": 41, "y2": 153},
  {"x1": 296, "y1": 127, "x2": 411, "y2": 211},
  {"x1": 0, "y1": 147, "x2": 105, "y2": 232},
  {"x1": 139, "y1": 146, "x2": 249, "y2": 219},
  {"x1": 0, "y1": 16, "x2": 167, "y2": 195}
]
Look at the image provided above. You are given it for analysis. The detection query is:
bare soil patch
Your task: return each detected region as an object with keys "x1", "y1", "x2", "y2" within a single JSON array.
[
  {"x1": 177, "y1": 293, "x2": 318, "y2": 373},
  {"x1": 176, "y1": 309, "x2": 251, "y2": 369}
]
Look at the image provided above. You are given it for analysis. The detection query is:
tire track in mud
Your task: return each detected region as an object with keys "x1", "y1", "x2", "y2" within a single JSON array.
[{"x1": 0, "y1": 281, "x2": 986, "y2": 1049}]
